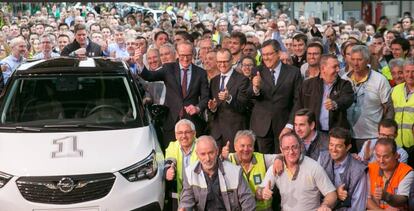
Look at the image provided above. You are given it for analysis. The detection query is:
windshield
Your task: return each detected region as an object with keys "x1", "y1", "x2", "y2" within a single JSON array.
[{"x1": 0, "y1": 75, "x2": 145, "y2": 130}]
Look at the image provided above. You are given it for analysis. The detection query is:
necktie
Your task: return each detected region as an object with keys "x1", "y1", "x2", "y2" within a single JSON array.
[
  {"x1": 220, "y1": 75, "x2": 226, "y2": 91},
  {"x1": 182, "y1": 68, "x2": 188, "y2": 97},
  {"x1": 270, "y1": 70, "x2": 276, "y2": 85}
]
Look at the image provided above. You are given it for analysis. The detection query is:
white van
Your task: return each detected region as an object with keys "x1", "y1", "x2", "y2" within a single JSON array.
[{"x1": 0, "y1": 58, "x2": 165, "y2": 210}]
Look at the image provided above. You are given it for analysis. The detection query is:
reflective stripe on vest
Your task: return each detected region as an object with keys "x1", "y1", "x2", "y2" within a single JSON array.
[
  {"x1": 394, "y1": 107, "x2": 414, "y2": 113},
  {"x1": 368, "y1": 162, "x2": 413, "y2": 209},
  {"x1": 391, "y1": 83, "x2": 414, "y2": 148},
  {"x1": 165, "y1": 140, "x2": 198, "y2": 198},
  {"x1": 229, "y1": 152, "x2": 272, "y2": 210}
]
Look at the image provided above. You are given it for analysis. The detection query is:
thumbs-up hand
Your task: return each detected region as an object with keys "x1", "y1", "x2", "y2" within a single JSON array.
[
  {"x1": 134, "y1": 48, "x2": 144, "y2": 66},
  {"x1": 262, "y1": 180, "x2": 273, "y2": 200},
  {"x1": 221, "y1": 141, "x2": 230, "y2": 160},
  {"x1": 208, "y1": 98, "x2": 218, "y2": 111},
  {"x1": 218, "y1": 88, "x2": 230, "y2": 101},
  {"x1": 166, "y1": 163, "x2": 176, "y2": 181},
  {"x1": 252, "y1": 71, "x2": 261, "y2": 90},
  {"x1": 337, "y1": 184, "x2": 348, "y2": 201},
  {"x1": 373, "y1": 182, "x2": 383, "y2": 201}
]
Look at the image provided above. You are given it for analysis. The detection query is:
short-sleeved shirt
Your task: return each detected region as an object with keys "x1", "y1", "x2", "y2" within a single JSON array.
[
  {"x1": 261, "y1": 156, "x2": 336, "y2": 211},
  {"x1": 342, "y1": 70, "x2": 392, "y2": 139}
]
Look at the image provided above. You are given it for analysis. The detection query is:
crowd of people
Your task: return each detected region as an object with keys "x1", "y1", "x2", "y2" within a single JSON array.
[{"x1": 0, "y1": 2, "x2": 414, "y2": 211}]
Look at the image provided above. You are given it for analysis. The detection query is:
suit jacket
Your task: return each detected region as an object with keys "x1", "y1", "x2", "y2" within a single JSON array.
[
  {"x1": 209, "y1": 70, "x2": 249, "y2": 143},
  {"x1": 290, "y1": 76, "x2": 354, "y2": 130},
  {"x1": 249, "y1": 63, "x2": 302, "y2": 137},
  {"x1": 139, "y1": 62, "x2": 209, "y2": 131}
]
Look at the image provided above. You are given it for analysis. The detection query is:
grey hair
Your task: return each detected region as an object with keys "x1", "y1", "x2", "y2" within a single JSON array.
[
  {"x1": 404, "y1": 57, "x2": 414, "y2": 67},
  {"x1": 174, "y1": 119, "x2": 195, "y2": 132},
  {"x1": 389, "y1": 58, "x2": 405, "y2": 70},
  {"x1": 196, "y1": 135, "x2": 218, "y2": 150},
  {"x1": 234, "y1": 130, "x2": 256, "y2": 146},
  {"x1": 351, "y1": 45, "x2": 370, "y2": 61},
  {"x1": 146, "y1": 47, "x2": 160, "y2": 57},
  {"x1": 9, "y1": 37, "x2": 26, "y2": 48},
  {"x1": 160, "y1": 43, "x2": 176, "y2": 55},
  {"x1": 40, "y1": 33, "x2": 55, "y2": 45}
]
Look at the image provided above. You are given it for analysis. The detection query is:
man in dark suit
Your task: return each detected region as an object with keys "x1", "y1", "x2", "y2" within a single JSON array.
[
  {"x1": 290, "y1": 54, "x2": 354, "y2": 134},
  {"x1": 61, "y1": 24, "x2": 103, "y2": 58},
  {"x1": 207, "y1": 48, "x2": 249, "y2": 151},
  {"x1": 250, "y1": 39, "x2": 302, "y2": 154},
  {"x1": 138, "y1": 41, "x2": 209, "y2": 148}
]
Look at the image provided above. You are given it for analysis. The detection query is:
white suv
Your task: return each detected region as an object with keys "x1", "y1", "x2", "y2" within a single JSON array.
[{"x1": 0, "y1": 58, "x2": 165, "y2": 210}]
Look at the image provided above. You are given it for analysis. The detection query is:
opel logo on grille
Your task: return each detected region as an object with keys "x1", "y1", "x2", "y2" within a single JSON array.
[{"x1": 57, "y1": 177, "x2": 75, "y2": 193}]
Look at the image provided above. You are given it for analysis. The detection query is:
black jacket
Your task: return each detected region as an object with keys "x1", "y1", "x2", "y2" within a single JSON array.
[
  {"x1": 61, "y1": 38, "x2": 103, "y2": 57},
  {"x1": 290, "y1": 75, "x2": 354, "y2": 130}
]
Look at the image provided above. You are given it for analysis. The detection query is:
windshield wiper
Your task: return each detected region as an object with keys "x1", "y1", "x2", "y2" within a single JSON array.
[
  {"x1": 43, "y1": 124, "x2": 118, "y2": 129},
  {"x1": 0, "y1": 126, "x2": 42, "y2": 132}
]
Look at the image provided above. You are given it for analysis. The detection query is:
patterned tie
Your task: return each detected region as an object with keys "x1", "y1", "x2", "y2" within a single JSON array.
[
  {"x1": 220, "y1": 75, "x2": 226, "y2": 91},
  {"x1": 181, "y1": 68, "x2": 188, "y2": 97},
  {"x1": 270, "y1": 70, "x2": 276, "y2": 85}
]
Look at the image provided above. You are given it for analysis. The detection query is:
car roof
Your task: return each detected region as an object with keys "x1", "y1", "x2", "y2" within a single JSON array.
[{"x1": 16, "y1": 57, "x2": 129, "y2": 75}]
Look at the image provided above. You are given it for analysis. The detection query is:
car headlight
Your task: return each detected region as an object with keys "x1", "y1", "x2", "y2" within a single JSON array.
[
  {"x1": 119, "y1": 150, "x2": 158, "y2": 182},
  {"x1": 0, "y1": 171, "x2": 12, "y2": 188}
]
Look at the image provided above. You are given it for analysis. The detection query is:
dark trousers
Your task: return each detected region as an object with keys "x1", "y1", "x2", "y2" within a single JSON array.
[
  {"x1": 216, "y1": 134, "x2": 236, "y2": 153},
  {"x1": 164, "y1": 181, "x2": 178, "y2": 211},
  {"x1": 162, "y1": 128, "x2": 175, "y2": 152},
  {"x1": 256, "y1": 126, "x2": 281, "y2": 154},
  {"x1": 404, "y1": 146, "x2": 414, "y2": 168}
]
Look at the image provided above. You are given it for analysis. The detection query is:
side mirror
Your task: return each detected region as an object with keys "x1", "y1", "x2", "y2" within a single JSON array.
[{"x1": 148, "y1": 104, "x2": 168, "y2": 121}]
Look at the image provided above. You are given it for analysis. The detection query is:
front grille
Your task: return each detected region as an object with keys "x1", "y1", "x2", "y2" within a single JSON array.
[{"x1": 16, "y1": 173, "x2": 116, "y2": 204}]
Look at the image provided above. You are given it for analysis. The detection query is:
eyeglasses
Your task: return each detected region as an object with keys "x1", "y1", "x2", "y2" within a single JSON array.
[
  {"x1": 242, "y1": 63, "x2": 254, "y2": 67},
  {"x1": 262, "y1": 51, "x2": 277, "y2": 58},
  {"x1": 175, "y1": 130, "x2": 194, "y2": 135},
  {"x1": 281, "y1": 144, "x2": 300, "y2": 152},
  {"x1": 179, "y1": 54, "x2": 192, "y2": 59},
  {"x1": 216, "y1": 60, "x2": 230, "y2": 64}
]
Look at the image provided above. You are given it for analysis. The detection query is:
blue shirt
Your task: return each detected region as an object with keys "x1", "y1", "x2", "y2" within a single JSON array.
[
  {"x1": 107, "y1": 43, "x2": 129, "y2": 59},
  {"x1": 180, "y1": 142, "x2": 196, "y2": 168},
  {"x1": 0, "y1": 54, "x2": 24, "y2": 84},
  {"x1": 320, "y1": 82, "x2": 333, "y2": 131},
  {"x1": 272, "y1": 61, "x2": 282, "y2": 86},
  {"x1": 333, "y1": 155, "x2": 367, "y2": 211}
]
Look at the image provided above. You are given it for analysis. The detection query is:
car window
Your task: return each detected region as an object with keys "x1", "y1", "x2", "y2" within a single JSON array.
[{"x1": 0, "y1": 75, "x2": 145, "y2": 130}]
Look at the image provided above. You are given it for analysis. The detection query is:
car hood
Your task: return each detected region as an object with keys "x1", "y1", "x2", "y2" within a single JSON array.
[{"x1": 0, "y1": 127, "x2": 156, "y2": 176}]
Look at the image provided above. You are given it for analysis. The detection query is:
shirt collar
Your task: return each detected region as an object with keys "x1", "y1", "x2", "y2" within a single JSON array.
[
  {"x1": 180, "y1": 139, "x2": 196, "y2": 156},
  {"x1": 334, "y1": 153, "x2": 350, "y2": 169},
  {"x1": 274, "y1": 61, "x2": 282, "y2": 72},
  {"x1": 221, "y1": 68, "x2": 233, "y2": 77},
  {"x1": 11, "y1": 54, "x2": 22, "y2": 62},
  {"x1": 303, "y1": 131, "x2": 318, "y2": 144},
  {"x1": 179, "y1": 63, "x2": 192, "y2": 71}
]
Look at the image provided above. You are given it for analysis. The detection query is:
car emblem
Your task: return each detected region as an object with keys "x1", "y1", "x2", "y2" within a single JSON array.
[{"x1": 57, "y1": 177, "x2": 76, "y2": 193}]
